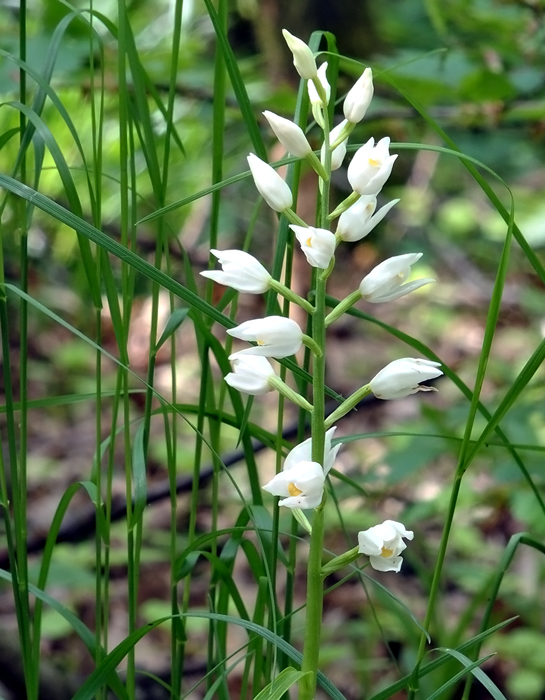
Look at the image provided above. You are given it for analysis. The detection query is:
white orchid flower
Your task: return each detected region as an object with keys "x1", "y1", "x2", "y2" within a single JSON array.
[
  {"x1": 227, "y1": 316, "x2": 303, "y2": 358},
  {"x1": 369, "y1": 357, "x2": 443, "y2": 400},
  {"x1": 263, "y1": 111, "x2": 312, "y2": 158},
  {"x1": 290, "y1": 224, "x2": 336, "y2": 269},
  {"x1": 200, "y1": 249, "x2": 271, "y2": 294},
  {"x1": 247, "y1": 153, "x2": 293, "y2": 212},
  {"x1": 337, "y1": 195, "x2": 399, "y2": 243},
  {"x1": 263, "y1": 460, "x2": 326, "y2": 509},
  {"x1": 359, "y1": 253, "x2": 434, "y2": 303},
  {"x1": 343, "y1": 67, "x2": 374, "y2": 124},
  {"x1": 262, "y1": 427, "x2": 340, "y2": 509},
  {"x1": 347, "y1": 136, "x2": 398, "y2": 196},
  {"x1": 224, "y1": 354, "x2": 277, "y2": 395},
  {"x1": 358, "y1": 520, "x2": 414, "y2": 572},
  {"x1": 282, "y1": 29, "x2": 317, "y2": 80}
]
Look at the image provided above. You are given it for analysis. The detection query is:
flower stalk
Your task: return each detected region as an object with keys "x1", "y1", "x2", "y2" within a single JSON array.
[
  {"x1": 201, "y1": 33, "x2": 430, "y2": 699},
  {"x1": 298, "y1": 86, "x2": 332, "y2": 700},
  {"x1": 324, "y1": 383, "x2": 372, "y2": 429},
  {"x1": 324, "y1": 289, "x2": 363, "y2": 327}
]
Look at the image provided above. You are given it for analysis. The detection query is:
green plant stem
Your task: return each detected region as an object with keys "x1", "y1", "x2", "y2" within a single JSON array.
[
  {"x1": 324, "y1": 384, "x2": 372, "y2": 429},
  {"x1": 298, "y1": 96, "x2": 332, "y2": 700},
  {"x1": 269, "y1": 278, "x2": 315, "y2": 314},
  {"x1": 324, "y1": 289, "x2": 362, "y2": 327},
  {"x1": 298, "y1": 275, "x2": 327, "y2": 700}
]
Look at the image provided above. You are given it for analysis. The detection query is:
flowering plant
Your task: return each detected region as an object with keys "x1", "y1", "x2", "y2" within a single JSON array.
[{"x1": 200, "y1": 30, "x2": 444, "y2": 700}]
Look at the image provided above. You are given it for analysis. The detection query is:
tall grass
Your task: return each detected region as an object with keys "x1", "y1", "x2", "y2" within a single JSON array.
[{"x1": 0, "y1": 2, "x2": 544, "y2": 699}]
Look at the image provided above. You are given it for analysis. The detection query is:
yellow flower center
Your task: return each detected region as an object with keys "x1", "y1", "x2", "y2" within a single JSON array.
[
  {"x1": 257, "y1": 339, "x2": 265, "y2": 345},
  {"x1": 288, "y1": 482, "x2": 303, "y2": 497},
  {"x1": 306, "y1": 237, "x2": 313, "y2": 247},
  {"x1": 381, "y1": 546, "x2": 394, "y2": 558},
  {"x1": 368, "y1": 157, "x2": 380, "y2": 167}
]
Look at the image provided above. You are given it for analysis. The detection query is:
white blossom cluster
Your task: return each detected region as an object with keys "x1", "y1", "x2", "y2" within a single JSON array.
[{"x1": 200, "y1": 30, "x2": 444, "y2": 572}]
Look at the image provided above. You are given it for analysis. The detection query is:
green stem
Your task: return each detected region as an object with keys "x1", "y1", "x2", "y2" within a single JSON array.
[
  {"x1": 299, "y1": 504, "x2": 326, "y2": 699},
  {"x1": 269, "y1": 278, "x2": 315, "y2": 314},
  {"x1": 324, "y1": 384, "x2": 372, "y2": 429},
  {"x1": 298, "y1": 275, "x2": 328, "y2": 700},
  {"x1": 321, "y1": 546, "x2": 361, "y2": 577},
  {"x1": 283, "y1": 207, "x2": 308, "y2": 227},
  {"x1": 324, "y1": 289, "x2": 362, "y2": 327},
  {"x1": 269, "y1": 376, "x2": 313, "y2": 413},
  {"x1": 306, "y1": 151, "x2": 328, "y2": 180},
  {"x1": 301, "y1": 333, "x2": 322, "y2": 357},
  {"x1": 298, "y1": 90, "x2": 332, "y2": 700},
  {"x1": 328, "y1": 190, "x2": 360, "y2": 220}
]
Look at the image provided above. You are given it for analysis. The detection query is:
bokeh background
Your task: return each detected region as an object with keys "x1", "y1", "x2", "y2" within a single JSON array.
[{"x1": 1, "y1": 0, "x2": 545, "y2": 698}]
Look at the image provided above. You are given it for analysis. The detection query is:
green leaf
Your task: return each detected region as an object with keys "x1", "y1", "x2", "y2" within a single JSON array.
[
  {"x1": 69, "y1": 611, "x2": 348, "y2": 700},
  {"x1": 430, "y1": 648, "x2": 506, "y2": 700},
  {"x1": 253, "y1": 668, "x2": 308, "y2": 700},
  {"x1": 129, "y1": 421, "x2": 148, "y2": 531},
  {"x1": 155, "y1": 308, "x2": 189, "y2": 352},
  {"x1": 0, "y1": 568, "x2": 128, "y2": 700}
]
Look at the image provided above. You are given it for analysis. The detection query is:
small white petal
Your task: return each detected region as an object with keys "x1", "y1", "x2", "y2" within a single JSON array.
[{"x1": 284, "y1": 427, "x2": 340, "y2": 474}]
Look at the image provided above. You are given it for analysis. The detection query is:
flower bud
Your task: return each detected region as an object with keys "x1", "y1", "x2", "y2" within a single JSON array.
[
  {"x1": 262, "y1": 111, "x2": 312, "y2": 158},
  {"x1": 224, "y1": 353, "x2": 277, "y2": 395},
  {"x1": 359, "y1": 252, "x2": 434, "y2": 303},
  {"x1": 369, "y1": 358, "x2": 443, "y2": 400},
  {"x1": 227, "y1": 316, "x2": 303, "y2": 358},
  {"x1": 200, "y1": 249, "x2": 271, "y2": 294},
  {"x1": 343, "y1": 67, "x2": 374, "y2": 124},
  {"x1": 322, "y1": 120, "x2": 349, "y2": 171},
  {"x1": 247, "y1": 153, "x2": 293, "y2": 212},
  {"x1": 358, "y1": 520, "x2": 414, "y2": 572},
  {"x1": 282, "y1": 29, "x2": 317, "y2": 80},
  {"x1": 347, "y1": 136, "x2": 398, "y2": 196},
  {"x1": 308, "y1": 62, "x2": 331, "y2": 107},
  {"x1": 290, "y1": 224, "x2": 336, "y2": 269}
]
